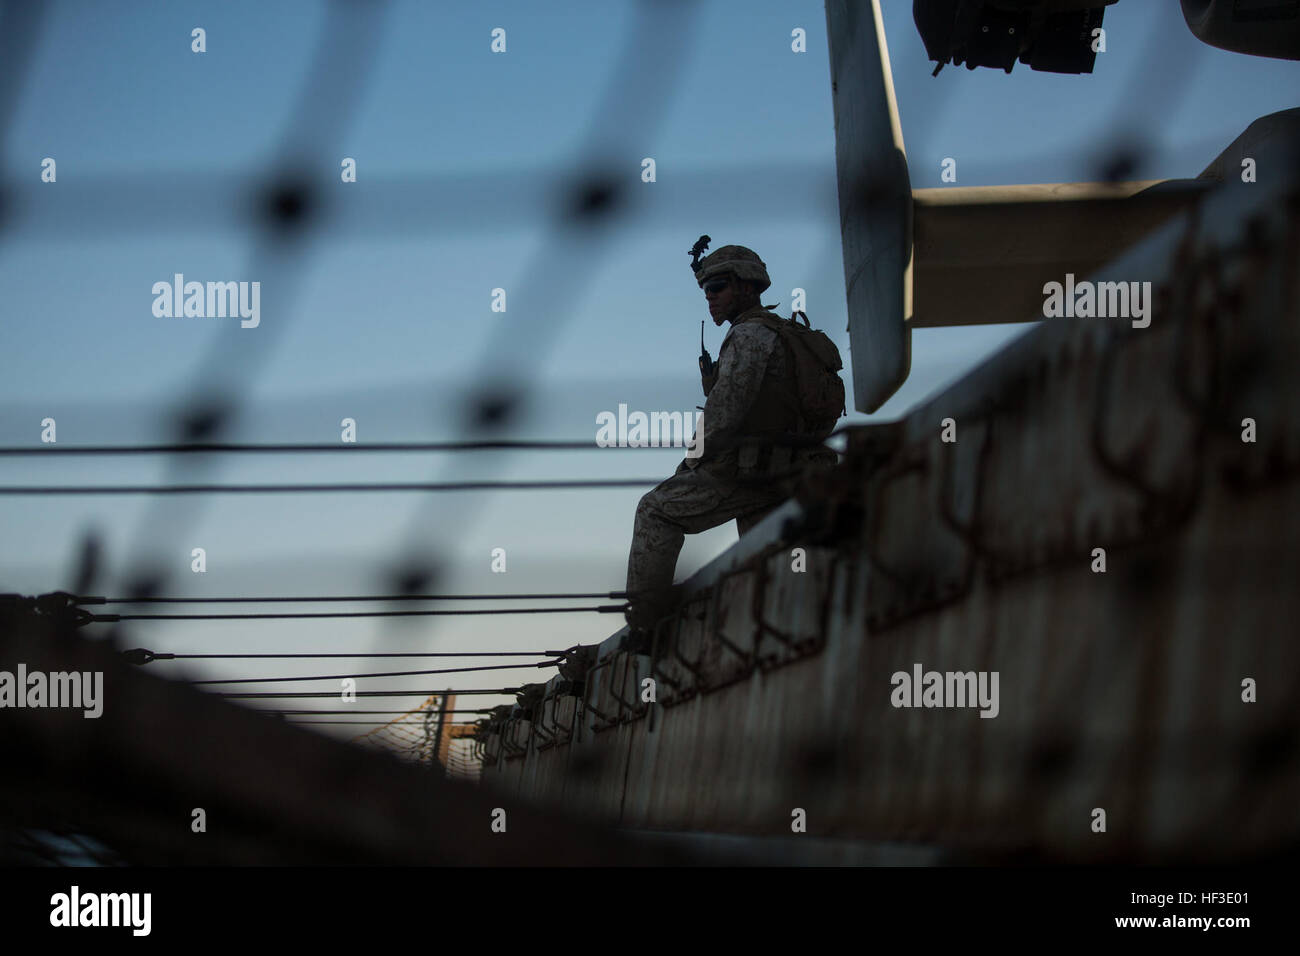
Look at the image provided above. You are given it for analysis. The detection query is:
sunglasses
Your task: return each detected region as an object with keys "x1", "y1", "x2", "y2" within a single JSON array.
[{"x1": 701, "y1": 276, "x2": 731, "y2": 295}]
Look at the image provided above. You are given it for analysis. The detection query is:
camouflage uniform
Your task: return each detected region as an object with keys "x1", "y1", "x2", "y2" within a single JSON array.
[{"x1": 625, "y1": 300, "x2": 836, "y2": 627}]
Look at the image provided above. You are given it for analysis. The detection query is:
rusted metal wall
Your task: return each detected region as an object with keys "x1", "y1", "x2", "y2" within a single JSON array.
[{"x1": 481, "y1": 126, "x2": 1300, "y2": 862}]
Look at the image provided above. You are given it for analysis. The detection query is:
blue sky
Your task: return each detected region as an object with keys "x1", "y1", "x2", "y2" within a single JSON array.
[{"x1": 2, "y1": 0, "x2": 1296, "y2": 739}]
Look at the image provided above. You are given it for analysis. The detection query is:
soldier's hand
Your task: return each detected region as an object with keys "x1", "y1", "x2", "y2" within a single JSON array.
[{"x1": 700, "y1": 363, "x2": 718, "y2": 397}]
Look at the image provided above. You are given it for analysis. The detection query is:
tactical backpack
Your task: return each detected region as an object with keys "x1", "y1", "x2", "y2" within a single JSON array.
[{"x1": 741, "y1": 310, "x2": 847, "y2": 442}]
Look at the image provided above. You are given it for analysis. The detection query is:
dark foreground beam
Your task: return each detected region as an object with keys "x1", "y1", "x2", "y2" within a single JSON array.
[{"x1": 0, "y1": 608, "x2": 694, "y2": 865}]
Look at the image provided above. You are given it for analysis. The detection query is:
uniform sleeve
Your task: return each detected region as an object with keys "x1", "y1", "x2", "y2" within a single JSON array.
[{"x1": 687, "y1": 322, "x2": 778, "y2": 466}]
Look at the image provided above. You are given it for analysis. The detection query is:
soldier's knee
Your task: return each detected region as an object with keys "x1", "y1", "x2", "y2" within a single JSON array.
[{"x1": 635, "y1": 491, "x2": 664, "y2": 521}]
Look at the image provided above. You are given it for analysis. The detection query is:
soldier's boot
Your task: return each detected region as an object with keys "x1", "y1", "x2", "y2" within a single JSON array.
[{"x1": 623, "y1": 583, "x2": 681, "y2": 652}]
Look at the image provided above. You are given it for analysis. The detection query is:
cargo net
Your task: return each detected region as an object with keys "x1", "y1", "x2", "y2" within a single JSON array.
[
  {"x1": 351, "y1": 694, "x2": 483, "y2": 781},
  {"x1": 0, "y1": 0, "x2": 1228, "y2": 866},
  {"x1": 443, "y1": 737, "x2": 483, "y2": 783},
  {"x1": 350, "y1": 694, "x2": 441, "y2": 761}
]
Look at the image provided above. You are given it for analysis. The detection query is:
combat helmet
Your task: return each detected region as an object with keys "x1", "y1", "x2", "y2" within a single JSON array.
[{"x1": 691, "y1": 242, "x2": 771, "y2": 294}]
